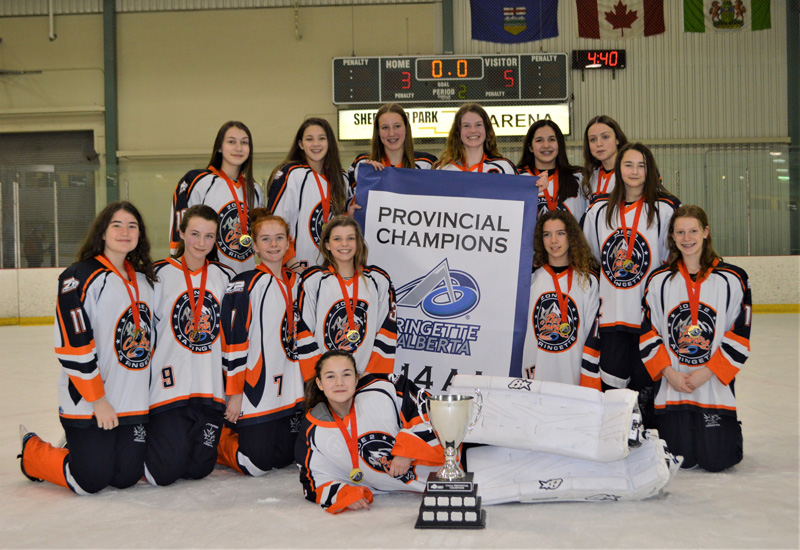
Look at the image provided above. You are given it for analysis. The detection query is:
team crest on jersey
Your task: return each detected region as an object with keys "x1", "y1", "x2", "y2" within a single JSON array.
[
  {"x1": 358, "y1": 431, "x2": 416, "y2": 483},
  {"x1": 280, "y1": 311, "x2": 300, "y2": 360},
  {"x1": 218, "y1": 202, "x2": 253, "y2": 262},
  {"x1": 61, "y1": 277, "x2": 79, "y2": 294},
  {"x1": 600, "y1": 229, "x2": 651, "y2": 288},
  {"x1": 536, "y1": 197, "x2": 568, "y2": 218},
  {"x1": 396, "y1": 259, "x2": 480, "y2": 319},
  {"x1": 324, "y1": 299, "x2": 368, "y2": 352},
  {"x1": 308, "y1": 202, "x2": 325, "y2": 246},
  {"x1": 533, "y1": 293, "x2": 580, "y2": 352},
  {"x1": 666, "y1": 302, "x2": 715, "y2": 365},
  {"x1": 115, "y1": 304, "x2": 152, "y2": 370},
  {"x1": 172, "y1": 290, "x2": 221, "y2": 352}
]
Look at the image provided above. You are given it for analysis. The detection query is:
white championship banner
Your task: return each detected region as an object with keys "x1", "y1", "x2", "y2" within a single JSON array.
[{"x1": 354, "y1": 166, "x2": 538, "y2": 392}]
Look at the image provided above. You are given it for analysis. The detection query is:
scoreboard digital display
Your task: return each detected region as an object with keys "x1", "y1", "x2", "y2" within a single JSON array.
[{"x1": 332, "y1": 54, "x2": 568, "y2": 105}]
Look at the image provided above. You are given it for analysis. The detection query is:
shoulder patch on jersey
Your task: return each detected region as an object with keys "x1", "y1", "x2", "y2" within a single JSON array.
[
  {"x1": 61, "y1": 277, "x2": 79, "y2": 294},
  {"x1": 225, "y1": 280, "x2": 245, "y2": 294}
]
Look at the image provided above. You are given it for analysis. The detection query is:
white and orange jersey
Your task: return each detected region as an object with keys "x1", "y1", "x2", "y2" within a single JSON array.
[
  {"x1": 520, "y1": 266, "x2": 601, "y2": 389},
  {"x1": 581, "y1": 193, "x2": 680, "y2": 332},
  {"x1": 295, "y1": 265, "x2": 397, "y2": 381},
  {"x1": 519, "y1": 167, "x2": 588, "y2": 221},
  {"x1": 149, "y1": 258, "x2": 235, "y2": 414},
  {"x1": 220, "y1": 266, "x2": 305, "y2": 426},
  {"x1": 347, "y1": 151, "x2": 438, "y2": 189},
  {"x1": 296, "y1": 374, "x2": 444, "y2": 514},
  {"x1": 437, "y1": 154, "x2": 518, "y2": 175},
  {"x1": 267, "y1": 162, "x2": 354, "y2": 270},
  {"x1": 588, "y1": 167, "x2": 617, "y2": 199},
  {"x1": 54, "y1": 257, "x2": 154, "y2": 427},
  {"x1": 640, "y1": 261, "x2": 752, "y2": 414},
  {"x1": 169, "y1": 168, "x2": 265, "y2": 275}
]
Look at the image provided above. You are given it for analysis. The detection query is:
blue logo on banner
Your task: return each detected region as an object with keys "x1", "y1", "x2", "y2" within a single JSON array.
[{"x1": 395, "y1": 259, "x2": 480, "y2": 319}]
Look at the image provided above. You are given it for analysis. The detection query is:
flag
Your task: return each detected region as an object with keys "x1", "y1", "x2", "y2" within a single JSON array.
[
  {"x1": 354, "y1": 166, "x2": 538, "y2": 390},
  {"x1": 471, "y1": 0, "x2": 559, "y2": 43},
  {"x1": 576, "y1": 0, "x2": 665, "y2": 39},
  {"x1": 684, "y1": 0, "x2": 771, "y2": 32}
]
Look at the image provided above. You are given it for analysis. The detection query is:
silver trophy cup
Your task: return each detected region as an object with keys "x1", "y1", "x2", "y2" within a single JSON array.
[{"x1": 425, "y1": 393, "x2": 482, "y2": 481}]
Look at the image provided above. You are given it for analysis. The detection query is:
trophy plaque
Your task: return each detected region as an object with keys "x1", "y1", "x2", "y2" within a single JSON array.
[{"x1": 414, "y1": 393, "x2": 486, "y2": 529}]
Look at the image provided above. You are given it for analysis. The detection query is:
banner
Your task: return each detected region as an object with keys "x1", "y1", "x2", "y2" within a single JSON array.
[
  {"x1": 576, "y1": 0, "x2": 665, "y2": 39},
  {"x1": 471, "y1": 0, "x2": 560, "y2": 43},
  {"x1": 684, "y1": 0, "x2": 771, "y2": 32},
  {"x1": 354, "y1": 166, "x2": 538, "y2": 393}
]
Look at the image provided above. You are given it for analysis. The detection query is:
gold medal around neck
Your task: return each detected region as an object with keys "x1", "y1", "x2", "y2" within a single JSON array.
[
  {"x1": 622, "y1": 259, "x2": 635, "y2": 272},
  {"x1": 188, "y1": 330, "x2": 200, "y2": 342},
  {"x1": 350, "y1": 468, "x2": 364, "y2": 483},
  {"x1": 132, "y1": 327, "x2": 143, "y2": 341},
  {"x1": 239, "y1": 234, "x2": 252, "y2": 248},
  {"x1": 559, "y1": 322, "x2": 571, "y2": 336},
  {"x1": 687, "y1": 325, "x2": 702, "y2": 337},
  {"x1": 346, "y1": 329, "x2": 360, "y2": 344}
]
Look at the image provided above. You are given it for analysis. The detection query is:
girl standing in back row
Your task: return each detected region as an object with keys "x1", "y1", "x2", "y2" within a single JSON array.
[
  {"x1": 435, "y1": 103, "x2": 517, "y2": 174},
  {"x1": 582, "y1": 115, "x2": 629, "y2": 201}
]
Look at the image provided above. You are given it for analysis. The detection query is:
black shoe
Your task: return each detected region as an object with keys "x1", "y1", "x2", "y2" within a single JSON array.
[{"x1": 17, "y1": 425, "x2": 43, "y2": 482}]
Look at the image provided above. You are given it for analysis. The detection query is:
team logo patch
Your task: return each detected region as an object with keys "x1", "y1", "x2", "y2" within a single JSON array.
[
  {"x1": 600, "y1": 229, "x2": 651, "y2": 288},
  {"x1": 225, "y1": 280, "x2": 245, "y2": 294},
  {"x1": 61, "y1": 277, "x2": 79, "y2": 294},
  {"x1": 179, "y1": 181, "x2": 188, "y2": 195},
  {"x1": 308, "y1": 202, "x2": 325, "y2": 246},
  {"x1": 396, "y1": 259, "x2": 480, "y2": 319},
  {"x1": 218, "y1": 202, "x2": 253, "y2": 262},
  {"x1": 358, "y1": 431, "x2": 416, "y2": 483},
  {"x1": 323, "y1": 299, "x2": 368, "y2": 352},
  {"x1": 115, "y1": 304, "x2": 152, "y2": 370},
  {"x1": 533, "y1": 293, "x2": 580, "y2": 352},
  {"x1": 172, "y1": 290, "x2": 221, "y2": 352},
  {"x1": 539, "y1": 478, "x2": 563, "y2": 490},
  {"x1": 202, "y1": 423, "x2": 219, "y2": 448},
  {"x1": 280, "y1": 310, "x2": 299, "y2": 360},
  {"x1": 133, "y1": 424, "x2": 146, "y2": 443},
  {"x1": 666, "y1": 302, "x2": 715, "y2": 365},
  {"x1": 508, "y1": 379, "x2": 532, "y2": 391},
  {"x1": 703, "y1": 413, "x2": 722, "y2": 428}
]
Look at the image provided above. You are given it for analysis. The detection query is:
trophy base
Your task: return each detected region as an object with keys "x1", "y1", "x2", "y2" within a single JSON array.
[{"x1": 414, "y1": 473, "x2": 486, "y2": 530}]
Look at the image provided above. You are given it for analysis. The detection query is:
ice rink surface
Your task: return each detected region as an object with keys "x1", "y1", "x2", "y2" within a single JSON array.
[{"x1": 1, "y1": 315, "x2": 797, "y2": 549}]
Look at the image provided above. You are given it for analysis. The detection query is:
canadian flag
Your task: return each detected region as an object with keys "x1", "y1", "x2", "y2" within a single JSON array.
[{"x1": 576, "y1": 0, "x2": 665, "y2": 39}]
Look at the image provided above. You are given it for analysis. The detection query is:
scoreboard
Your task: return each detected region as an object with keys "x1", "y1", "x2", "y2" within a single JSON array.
[{"x1": 332, "y1": 54, "x2": 568, "y2": 105}]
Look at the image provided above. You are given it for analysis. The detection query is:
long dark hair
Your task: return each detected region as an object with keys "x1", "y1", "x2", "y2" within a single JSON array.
[
  {"x1": 77, "y1": 201, "x2": 156, "y2": 285},
  {"x1": 270, "y1": 118, "x2": 347, "y2": 216},
  {"x1": 518, "y1": 120, "x2": 581, "y2": 202},
  {"x1": 303, "y1": 350, "x2": 359, "y2": 412},
  {"x1": 533, "y1": 210, "x2": 598, "y2": 287},
  {"x1": 666, "y1": 205, "x2": 721, "y2": 278},
  {"x1": 371, "y1": 103, "x2": 416, "y2": 168},
  {"x1": 208, "y1": 121, "x2": 257, "y2": 210},
  {"x1": 605, "y1": 143, "x2": 672, "y2": 229},
  {"x1": 317, "y1": 215, "x2": 368, "y2": 272},
  {"x1": 436, "y1": 103, "x2": 500, "y2": 168},
  {"x1": 581, "y1": 115, "x2": 628, "y2": 198},
  {"x1": 173, "y1": 204, "x2": 219, "y2": 262}
]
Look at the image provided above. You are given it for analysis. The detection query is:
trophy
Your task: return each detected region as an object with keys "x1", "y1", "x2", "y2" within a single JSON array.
[{"x1": 414, "y1": 392, "x2": 486, "y2": 529}]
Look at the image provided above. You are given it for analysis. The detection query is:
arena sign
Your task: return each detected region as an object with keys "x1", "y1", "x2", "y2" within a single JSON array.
[
  {"x1": 354, "y1": 166, "x2": 537, "y2": 392},
  {"x1": 338, "y1": 104, "x2": 570, "y2": 140}
]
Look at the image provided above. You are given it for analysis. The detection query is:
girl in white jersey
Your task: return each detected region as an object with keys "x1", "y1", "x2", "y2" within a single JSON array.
[
  {"x1": 581, "y1": 115, "x2": 629, "y2": 201},
  {"x1": 218, "y1": 210, "x2": 305, "y2": 476},
  {"x1": 348, "y1": 103, "x2": 437, "y2": 188},
  {"x1": 19, "y1": 201, "x2": 156, "y2": 494},
  {"x1": 268, "y1": 118, "x2": 353, "y2": 272},
  {"x1": 435, "y1": 103, "x2": 517, "y2": 174},
  {"x1": 145, "y1": 204, "x2": 235, "y2": 486},
  {"x1": 518, "y1": 120, "x2": 586, "y2": 220},
  {"x1": 170, "y1": 121, "x2": 264, "y2": 274},
  {"x1": 640, "y1": 205, "x2": 749, "y2": 471},
  {"x1": 581, "y1": 143, "x2": 680, "y2": 427}
]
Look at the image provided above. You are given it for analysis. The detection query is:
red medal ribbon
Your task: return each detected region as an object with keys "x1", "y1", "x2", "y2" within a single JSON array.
[
  {"x1": 619, "y1": 198, "x2": 645, "y2": 264},
  {"x1": 382, "y1": 155, "x2": 401, "y2": 168},
  {"x1": 312, "y1": 170, "x2": 332, "y2": 223},
  {"x1": 543, "y1": 264, "x2": 573, "y2": 325},
  {"x1": 210, "y1": 166, "x2": 249, "y2": 242},
  {"x1": 180, "y1": 257, "x2": 209, "y2": 337},
  {"x1": 332, "y1": 401, "x2": 360, "y2": 475},
  {"x1": 456, "y1": 153, "x2": 486, "y2": 173},
  {"x1": 97, "y1": 254, "x2": 142, "y2": 333},
  {"x1": 597, "y1": 167, "x2": 614, "y2": 195},
  {"x1": 258, "y1": 264, "x2": 296, "y2": 340},
  {"x1": 330, "y1": 266, "x2": 360, "y2": 337},
  {"x1": 534, "y1": 168, "x2": 559, "y2": 212},
  {"x1": 677, "y1": 259, "x2": 718, "y2": 327}
]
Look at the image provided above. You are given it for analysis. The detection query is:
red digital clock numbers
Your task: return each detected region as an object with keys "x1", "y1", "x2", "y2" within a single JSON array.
[{"x1": 571, "y1": 50, "x2": 627, "y2": 70}]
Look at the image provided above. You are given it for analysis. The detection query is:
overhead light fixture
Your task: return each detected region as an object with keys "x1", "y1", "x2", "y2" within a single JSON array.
[{"x1": 769, "y1": 151, "x2": 782, "y2": 156}]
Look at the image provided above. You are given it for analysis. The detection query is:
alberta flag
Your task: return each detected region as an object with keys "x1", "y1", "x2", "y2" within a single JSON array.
[
  {"x1": 576, "y1": 0, "x2": 665, "y2": 39},
  {"x1": 684, "y1": 0, "x2": 771, "y2": 32},
  {"x1": 471, "y1": 0, "x2": 559, "y2": 43}
]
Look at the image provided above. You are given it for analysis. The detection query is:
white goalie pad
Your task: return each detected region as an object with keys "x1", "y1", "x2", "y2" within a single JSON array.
[
  {"x1": 448, "y1": 375, "x2": 638, "y2": 462},
  {"x1": 467, "y1": 430, "x2": 682, "y2": 504}
]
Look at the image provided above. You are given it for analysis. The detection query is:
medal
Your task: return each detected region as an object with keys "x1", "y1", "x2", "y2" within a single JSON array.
[
  {"x1": 239, "y1": 234, "x2": 252, "y2": 248},
  {"x1": 687, "y1": 324, "x2": 701, "y2": 337},
  {"x1": 623, "y1": 259, "x2": 635, "y2": 272},
  {"x1": 132, "y1": 327, "x2": 143, "y2": 341},
  {"x1": 312, "y1": 170, "x2": 332, "y2": 227},
  {"x1": 188, "y1": 329, "x2": 200, "y2": 342},
  {"x1": 559, "y1": 322, "x2": 571, "y2": 336},
  {"x1": 346, "y1": 329, "x2": 360, "y2": 343},
  {"x1": 211, "y1": 166, "x2": 251, "y2": 253},
  {"x1": 180, "y1": 257, "x2": 209, "y2": 346},
  {"x1": 332, "y1": 267, "x2": 361, "y2": 348},
  {"x1": 97, "y1": 255, "x2": 143, "y2": 344},
  {"x1": 349, "y1": 468, "x2": 364, "y2": 483},
  {"x1": 678, "y1": 259, "x2": 718, "y2": 344},
  {"x1": 618, "y1": 199, "x2": 644, "y2": 277},
  {"x1": 258, "y1": 264, "x2": 296, "y2": 348},
  {"x1": 545, "y1": 265, "x2": 574, "y2": 341}
]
